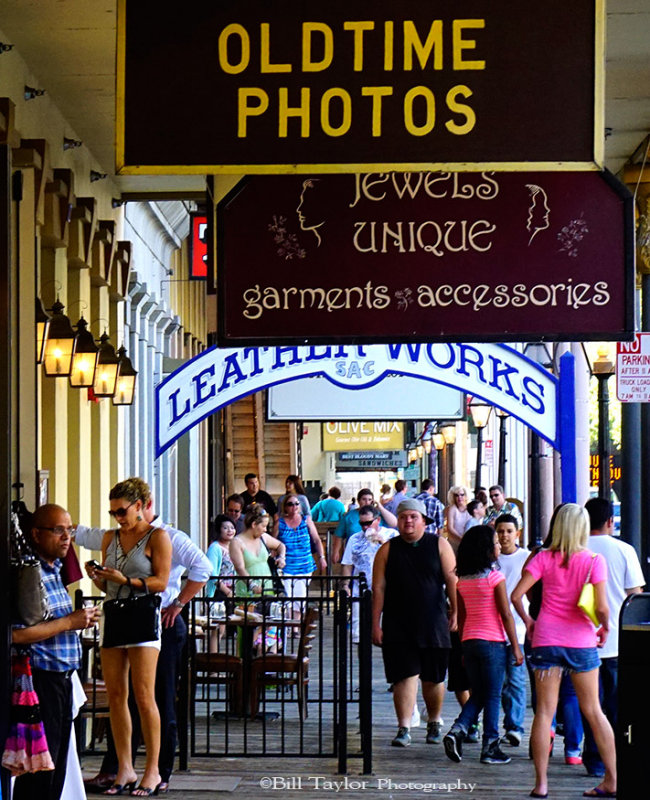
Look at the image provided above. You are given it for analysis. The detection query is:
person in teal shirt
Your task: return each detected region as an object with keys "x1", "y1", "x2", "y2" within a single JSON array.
[{"x1": 311, "y1": 487, "x2": 346, "y2": 523}]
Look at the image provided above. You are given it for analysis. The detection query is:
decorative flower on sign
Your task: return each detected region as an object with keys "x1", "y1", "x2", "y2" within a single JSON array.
[
  {"x1": 268, "y1": 215, "x2": 306, "y2": 260},
  {"x1": 395, "y1": 288, "x2": 413, "y2": 311},
  {"x1": 558, "y1": 215, "x2": 588, "y2": 258}
]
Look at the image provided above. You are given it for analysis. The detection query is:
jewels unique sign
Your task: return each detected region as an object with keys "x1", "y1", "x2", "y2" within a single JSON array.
[
  {"x1": 116, "y1": 0, "x2": 602, "y2": 174},
  {"x1": 217, "y1": 171, "x2": 634, "y2": 345}
]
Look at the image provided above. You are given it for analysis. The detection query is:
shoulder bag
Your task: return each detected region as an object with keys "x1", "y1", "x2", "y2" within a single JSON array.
[
  {"x1": 102, "y1": 579, "x2": 161, "y2": 648},
  {"x1": 9, "y1": 511, "x2": 52, "y2": 627},
  {"x1": 577, "y1": 553, "x2": 600, "y2": 626}
]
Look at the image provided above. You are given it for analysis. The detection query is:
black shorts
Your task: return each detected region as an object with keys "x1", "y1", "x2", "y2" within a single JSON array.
[
  {"x1": 382, "y1": 642, "x2": 449, "y2": 685},
  {"x1": 447, "y1": 630, "x2": 470, "y2": 692}
]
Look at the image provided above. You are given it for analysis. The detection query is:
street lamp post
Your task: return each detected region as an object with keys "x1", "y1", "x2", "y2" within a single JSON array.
[
  {"x1": 469, "y1": 399, "x2": 492, "y2": 495},
  {"x1": 591, "y1": 346, "x2": 615, "y2": 499},
  {"x1": 495, "y1": 408, "x2": 509, "y2": 489}
]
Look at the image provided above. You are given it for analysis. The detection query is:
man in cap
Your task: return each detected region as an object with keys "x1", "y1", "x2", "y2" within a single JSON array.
[{"x1": 372, "y1": 498, "x2": 457, "y2": 748}]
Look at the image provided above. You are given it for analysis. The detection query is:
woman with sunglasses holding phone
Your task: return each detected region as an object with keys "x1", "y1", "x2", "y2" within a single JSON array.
[
  {"x1": 85, "y1": 477, "x2": 171, "y2": 798},
  {"x1": 274, "y1": 493, "x2": 326, "y2": 613}
]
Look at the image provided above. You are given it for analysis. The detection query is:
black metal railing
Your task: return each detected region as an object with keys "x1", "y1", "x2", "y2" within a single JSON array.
[{"x1": 74, "y1": 574, "x2": 373, "y2": 774}]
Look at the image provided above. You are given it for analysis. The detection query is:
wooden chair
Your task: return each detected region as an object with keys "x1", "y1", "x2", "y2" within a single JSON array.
[
  {"x1": 79, "y1": 678, "x2": 111, "y2": 744},
  {"x1": 249, "y1": 605, "x2": 319, "y2": 720},
  {"x1": 192, "y1": 651, "x2": 244, "y2": 714}
]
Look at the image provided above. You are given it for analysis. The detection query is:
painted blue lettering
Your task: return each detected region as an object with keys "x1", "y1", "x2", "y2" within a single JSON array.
[
  {"x1": 192, "y1": 365, "x2": 216, "y2": 408},
  {"x1": 521, "y1": 376, "x2": 545, "y2": 414},
  {"x1": 335, "y1": 361, "x2": 346, "y2": 376},
  {"x1": 305, "y1": 346, "x2": 332, "y2": 361},
  {"x1": 243, "y1": 347, "x2": 265, "y2": 376},
  {"x1": 363, "y1": 361, "x2": 375, "y2": 376},
  {"x1": 387, "y1": 343, "x2": 422, "y2": 361},
  {"x1": 425, "y1": 343, "x2": 455, "y2": 370},
  {"x1": 458, "y1": 344, "x2": 486, "y2": 383},
  {"x1": 218, "y1": 353, "x2": 247, "y2": 391},
  {"x1": 333, "y1": 346, "x2": 350, "y2": 358},
  {"x1": 272, "y1": 347, "x2": 302, "y2": 369},
  {"x1": 347, "y1": 361, "x2": 362, "y2": 379},
  {"x1": 487, "y1": 356, "x2": 519, "y2": 399},
  {"x1": 355, "y1": 346, "x2": 367, "y2": 358},
  {"x1": 169, "y1": 388, "x2": 190, "y2": 427}
]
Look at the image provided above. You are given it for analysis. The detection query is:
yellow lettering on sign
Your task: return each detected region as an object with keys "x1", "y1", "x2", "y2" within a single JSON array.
[
  {"x1": 302, "y1": 22, "x2": 334, "y2": 72},
  {"x1": 361, "y1": 86, "x2": 393, "y2": 136},
  {"x1": 404, "y1": 86, "x2": 436, "y2": 136},
  {"x1": 260, "y1": 23, "x2": 292, "y2": 72},
  {"x1": 218, "y1": 24, "x2": 250, "y2": 74},
  {"x1": 383, "y1": 21, "x2": 394, "y2": 71},
  {"x1": 452, "y1": 19, "x2": 486, "y2": 70},
  {"x1": 237, "y1": 88, "x2": 269, "y2": 137},
  {"x1": 445, "y1": 85, "x2": 476, "y2": 135},
  {"x1": 403, "y1": 21, "x2": 443, "y2": 70},
  {"x1": 343, "y1": 21, "x2": 375, "y2": 72},
  {"x1": 321, "y1": 88, "x2": 352, "y2": 136},
  {"x1": 278, "y1": 87, "x2": 310, "y2": 137}
]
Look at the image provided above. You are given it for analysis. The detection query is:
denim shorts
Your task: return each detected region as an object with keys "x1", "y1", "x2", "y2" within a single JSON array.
[{"x1": 528, "y1": 645, "x2": 600, "y2": 674}]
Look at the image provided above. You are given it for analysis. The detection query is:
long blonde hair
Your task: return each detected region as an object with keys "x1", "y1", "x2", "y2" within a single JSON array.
[
  {"x1": 549, "y1": 503, "x2": 589, "y2": 566},
  {"x1": 447, "y1": 486, "x2": 469, "y2": 507}
]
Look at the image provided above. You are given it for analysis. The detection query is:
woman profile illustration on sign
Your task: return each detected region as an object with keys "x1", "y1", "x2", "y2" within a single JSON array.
[{"x1": 296, "y1": 178, "x2": 326, "y2": 246}]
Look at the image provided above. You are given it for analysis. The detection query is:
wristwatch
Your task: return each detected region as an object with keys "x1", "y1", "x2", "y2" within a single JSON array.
[{"x1": 172, "y1": 598, "x2": 185, "y2": 609}]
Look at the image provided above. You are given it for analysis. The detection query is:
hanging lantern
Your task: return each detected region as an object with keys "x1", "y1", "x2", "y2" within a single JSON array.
[
  {"x1": 43, "y1": 299, "x2": 76, "y2": 377},
  {"x1": 112, "y1": 346, "x2": 137, "y2": 406},
  {"x1": 35, "y1": 297, "x2": 51, "y2": 365},
  {"x1": 69, "y1": 317, "x2": 99, "y2": 388},
  {"x1": 92, "y1": 332, "x2": 119, "y2": 397}
]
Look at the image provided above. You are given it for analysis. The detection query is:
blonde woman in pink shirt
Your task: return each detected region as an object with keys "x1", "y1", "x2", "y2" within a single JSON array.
[
  {"x1": 511, "y1": 503, "x2": 616, "y2": 800},
  {"x1": 443, "y1": 526, "x2": 523, "y2": 766}
]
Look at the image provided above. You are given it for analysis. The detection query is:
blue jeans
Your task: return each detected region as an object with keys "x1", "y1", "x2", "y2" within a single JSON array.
[
  {"x1": 453, "y1": 639, "x2": 507, "y2": 746},
  {"x1": 581, "y1": 656, "x2": 617, "y2": 775},
  {"x1": 502, "y1": 644, "x2": 527, "y2": 734}
]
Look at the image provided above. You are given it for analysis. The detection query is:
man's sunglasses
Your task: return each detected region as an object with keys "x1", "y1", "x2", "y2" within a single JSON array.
[{"x1": 108, "y1": 500, "x2": 136, "y2": 519}]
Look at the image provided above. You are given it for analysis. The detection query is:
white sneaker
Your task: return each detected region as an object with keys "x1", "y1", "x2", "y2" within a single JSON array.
[{"x1": 410, "y1": 706, "x2": 421, "y2": 728}]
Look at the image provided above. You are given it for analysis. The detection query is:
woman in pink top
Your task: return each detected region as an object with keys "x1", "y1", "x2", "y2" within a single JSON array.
[
  {"x1": 511, "y1": 503, "x2": 616, "y2": 799},
  {"x1": 443, "y1": 526, "x2": 523, "y2": 766}
]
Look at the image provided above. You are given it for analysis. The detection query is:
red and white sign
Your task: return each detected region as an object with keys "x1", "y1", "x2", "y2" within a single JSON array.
[
  {"x1": 190, "y1": 214, "x2": 208, "y2": 280},
  {"x1": 617, "y1": 333, "x2": 650, "y2": 402}
]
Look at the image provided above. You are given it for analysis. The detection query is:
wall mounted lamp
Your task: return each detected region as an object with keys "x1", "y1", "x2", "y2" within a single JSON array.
[
  {"x1": 0, "y1": 43, "x2": 14, "y2": 54},
  {"x1": 112, "y1": 346, "x2": 138, "y2": 406},
  {"x1": 69, "y1": 317, "x2": 99, "y2": 388},
  {"x1": 90, "y1": 170, "x2": 107, "y2": 182},
  {"x1": 42, "y1": 299, "x2": 76, "y2": 376},
  {"x1": 92, "y1": 332, "x2": 120, "y2": 397},
  {"x1": 441, "y1": 424, "x2": 457, "y2": 445}
]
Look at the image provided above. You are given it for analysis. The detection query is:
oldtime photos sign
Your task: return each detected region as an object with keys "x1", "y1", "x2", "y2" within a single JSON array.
[
  {"x1": 116, "y1": 0, "x2": 603, "y2": 174},
  {"x1": 216, "y1": 171, "x2": 634, "y2": 345}
]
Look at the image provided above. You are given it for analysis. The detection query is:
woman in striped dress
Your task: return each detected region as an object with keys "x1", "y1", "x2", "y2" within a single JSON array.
[{"x1": 274, "y1": 493, "x2": 326, "y2": 614}]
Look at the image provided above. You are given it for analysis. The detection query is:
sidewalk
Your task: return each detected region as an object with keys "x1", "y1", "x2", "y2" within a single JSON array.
[{"x1": 81, "y1": 659, "x2": 605, "y2": 799}]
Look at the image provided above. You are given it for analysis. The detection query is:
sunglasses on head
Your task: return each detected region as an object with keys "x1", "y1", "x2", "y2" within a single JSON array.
[{"x1": 108, "y1": 500, "x2": 137, "y2": 519}]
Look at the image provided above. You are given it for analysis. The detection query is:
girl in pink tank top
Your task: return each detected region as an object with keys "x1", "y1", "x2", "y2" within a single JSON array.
[{"x1": 443, "y1": 526, "x2": 523, "y2": 765}]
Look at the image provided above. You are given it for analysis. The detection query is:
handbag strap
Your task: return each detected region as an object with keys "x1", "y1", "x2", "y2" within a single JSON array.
[{"x1": 583, "y1": 552, "x2": 597, "y2": 585}]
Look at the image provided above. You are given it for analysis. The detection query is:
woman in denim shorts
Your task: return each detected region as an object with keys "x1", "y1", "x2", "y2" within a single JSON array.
[{"x1": 512, "y1": 504, "x2": 616, "y2": 799}]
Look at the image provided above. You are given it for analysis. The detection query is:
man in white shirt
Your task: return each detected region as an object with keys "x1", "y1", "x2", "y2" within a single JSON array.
[
  {"x1": 75, "y1": 499, "x2": 212, "y2": 792},
  {"x1": 496, "y1": 515, "x2": 530, "y2": 747},
  {"x1": 582, "y1": 497, "x2": 645, "y2": 779}
]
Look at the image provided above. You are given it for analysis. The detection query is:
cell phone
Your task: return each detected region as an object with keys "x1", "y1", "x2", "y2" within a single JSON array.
[{"x1": 87, "y1": 560, "x2": 104, "y2": 570}]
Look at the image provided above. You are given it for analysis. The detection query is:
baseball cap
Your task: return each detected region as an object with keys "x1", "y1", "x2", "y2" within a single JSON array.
[{"x1": 396, "y1": 498, "x2": 434, "y2": 525}]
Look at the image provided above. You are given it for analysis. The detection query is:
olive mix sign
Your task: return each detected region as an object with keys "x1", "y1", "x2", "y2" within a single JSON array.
[
  {"x1": 117, "y1": 0, "x2": 602, "y2": 173},
  {"x1": 217, "y1": 170, "x2": 633, "y2": 345}
]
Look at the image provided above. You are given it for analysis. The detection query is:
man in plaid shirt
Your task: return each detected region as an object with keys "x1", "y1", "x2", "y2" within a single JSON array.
[
  {"x1": 12, "y1": 504, "x2": 99, "y2": 800},
  {"x1": 414, "y1": 479, "x2": 445, "y2": 534}
]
